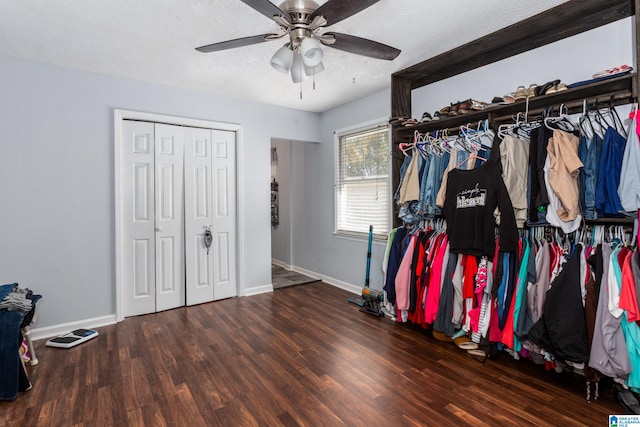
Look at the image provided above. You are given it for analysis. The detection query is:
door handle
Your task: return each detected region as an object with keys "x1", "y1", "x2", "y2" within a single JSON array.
[{"x1": 155, "y1": 226, "x2": 163, "y2": 232}]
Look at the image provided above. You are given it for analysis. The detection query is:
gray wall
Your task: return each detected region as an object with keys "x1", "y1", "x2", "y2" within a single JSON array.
[
  {"x1": 0, "y1": 55, "x2": 320, "y2": 329},
  {"x1": 291, "y1": 89, "x2": 392, "y2": 291}
]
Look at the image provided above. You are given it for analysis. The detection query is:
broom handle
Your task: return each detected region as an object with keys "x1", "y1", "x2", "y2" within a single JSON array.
[{"x1": 365, "y1": 225, "x2": 373, "y2": 287}]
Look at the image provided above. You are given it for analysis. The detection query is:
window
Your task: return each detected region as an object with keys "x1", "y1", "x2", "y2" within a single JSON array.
[{"x1": 335, "y1": 123, "x2": 390, "y2": 239}]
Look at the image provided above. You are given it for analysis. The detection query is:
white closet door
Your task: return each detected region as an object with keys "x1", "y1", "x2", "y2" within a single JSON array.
[
  {"x1": 122, "y1": 120, "x2": 156, "y2": 316},
  {"x1": 184, "y1": 127, "x2": 215, "y2": 305},
  {"x1": 211, "y1": 130, "x2": 237, "y2": 300},
  {"x1": 154, "y1": 123, "x2": 186, "y2": 311}
]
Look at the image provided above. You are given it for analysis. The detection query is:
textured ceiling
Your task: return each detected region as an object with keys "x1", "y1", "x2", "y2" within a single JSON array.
[{"x1": 0, "y1": 0, "x2": 568, "y2": 113}]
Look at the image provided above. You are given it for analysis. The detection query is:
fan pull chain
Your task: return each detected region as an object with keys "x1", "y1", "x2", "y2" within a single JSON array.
[{"x1": 299, "y1": 55, "x2": 303, "y2": 99}]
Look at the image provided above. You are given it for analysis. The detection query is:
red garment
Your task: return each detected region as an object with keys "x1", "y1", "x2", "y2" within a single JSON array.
[
  {"x1": 618, "y1": 246, "x2": 629, "y2": 267},
  {"x1": 549, "y1": 243, "x2": 557, "y2": 277},
  {"x1": 488, "y1": 298, "x2": 502, "y2": 342},
  {"x1": 407, "y1": 236, "x2": 428, "y2": 326},
  {"x1": 492, "y1": 237, "x2": 500, "y2": 276},
  {"x1": 424, "y1": 235, "x2": 448, "y2": 324},
  {"x1": 462, "y1": 255, "x2": 477, "y2": 299},
  {"x1": 620, "y1": 251, "x2": 639, "y2": 322},
  {"x1": 468, "y1": 262, "x2": 487, "y2": 335},
  {"x1": 501, "y1": 278, "x2": 517, "y2": 349}
]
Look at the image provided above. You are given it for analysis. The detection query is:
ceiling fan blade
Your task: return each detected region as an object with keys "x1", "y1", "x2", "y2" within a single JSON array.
[
  {"x1": 195, "y1": 34, "x2": 278, "y2": 53},
  {"x1": 322, "y1": 32, "x2": 400, "y2": 60},
  {"x1": 310, "y1": 0, "x2": 380, "y2": 26},
  {"x1": 239, "y1": 0, "x2": 286, "y2": 21}
]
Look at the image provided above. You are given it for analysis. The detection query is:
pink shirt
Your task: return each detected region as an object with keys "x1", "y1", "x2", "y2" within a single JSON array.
[{"x1": 424, "y1": 235, "x2": 448, "y2": 323}]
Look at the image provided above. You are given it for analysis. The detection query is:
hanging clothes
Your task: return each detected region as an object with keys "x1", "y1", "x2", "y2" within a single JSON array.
[
  {"x1": 424, "y1": 235, "x2": 449, "y2": 324},
  {"x1": 619, "y1": 115, "x2": 640, "y2": 213},
  {"x1": 527, "y1": 245, "x2": 590, "y2": 364},
  {"x1": 383, "y1": 227, "x2": 409, "y2": 306},
  {"x1": 547, "y1": 129, "x2": 583, "y2": 222},
  {"x1": 398, "y1": 150, "x2": 420, "y2": 204},
  {"x1": 443, "y1": 157, "x2": 519, "y2": 257},
  {"x1": 596, "y1": 127, "x2": 627, "y2": 217},
  {"x1": 394, "y1": 232, "x2": 419, "y2": 311},
  {"x1": 527, "y1": 126, "x2": 552, "y2": 225},
  {"x1": 578, "y1": 132, "x2": 603, "y2": 220},
  {"x1": 433, "y1": 252, "x2": 459, "y2": 337},
  {"x1": 499, "y1": 134, "x2": 529, "y2": 228},
  {"x1": 506, "y1": 238, "x2": 532, "y2": 352}
]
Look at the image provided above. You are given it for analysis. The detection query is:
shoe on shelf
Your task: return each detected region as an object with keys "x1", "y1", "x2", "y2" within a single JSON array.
[
  {"x1": 487, "y1": 96, "x2": 507, "y2": 107},
  {"x1": 503, "y1": 92, "x2": 516, "y2": 104},
  {"x1": 546, "y1": 82, "x2": 567, "y2": 94},
  {"x1": 389, "y1": 116, "x2": 410, "y2": 125},
  {"x1": 514, "y1": 86, "x2": 527, "y2": 101},
  {"x1": 420, "y1": 112, "x2": 432, "y2": 123},
  {"x1": 592, "y1": 64, "x2": 633, "y2": 79},
  {"x1": 449, "y1": 102, "x2": 460, "y2": 116},
  {"x1": 458, "y1": 99, "x2": 473, "y2": 114},
  {"x1": 535, "y1": 79, "x2": 560, "y2": 96},
  {"x1": 527, "y1": 84, "x2": 538, "y2": 98},
  {"x1": 470, "y1": 99, "x2": 488, "y2": 110}
]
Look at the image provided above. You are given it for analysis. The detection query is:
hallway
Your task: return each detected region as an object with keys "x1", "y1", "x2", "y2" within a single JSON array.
[{"x1": 271, "y1": 264, "x2": 319, "y2": 289}]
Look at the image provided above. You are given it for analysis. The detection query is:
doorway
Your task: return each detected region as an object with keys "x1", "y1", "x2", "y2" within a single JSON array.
[
  {"x1": 114, "y1": 110, "x2": 240, "y2": 321},
  {"x1": 270, "y1": 138, "x2": 319, "y2": 289}
]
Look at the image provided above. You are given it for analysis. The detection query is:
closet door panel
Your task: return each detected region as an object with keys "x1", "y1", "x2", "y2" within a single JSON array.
[
  {"x1": 212, "y1": 130, "x2": 237, "y2": 300},
  {"x1": 154, "y1": 123, "x2": 185, "y2": 311},
  {"x1": 122, "y1": 120, "x2": 156, "y2": 317},
  {"x1": 184, "y1": 127, "x2": 215, "y2": 305}
]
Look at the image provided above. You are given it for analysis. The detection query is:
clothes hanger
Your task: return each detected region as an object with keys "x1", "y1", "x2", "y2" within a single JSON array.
[
  {"x1": 455, "y1": 148, "x2": 487, "y2": 168},
  {"x1": 592, "y1": 101, "x2": 615, "y2": 130},
  {"x1": 608, "y1": 96, "x2": 627, "y2": 138},
  {"x1": 415, "y1": 132, "x2": 432, "y2": 158},
  {"x1": 578, "y1": 99, "x2": 595, "y2": 139},
  {"x1": 432, "y1": 130, "x2": 452, "y2": 155},
  {"x1": 544, "y1": 104, "x2": 576, "y2": 132},
  {"x1": 497, "y1": 112, "x2": 525, "y2": 139},
  {"x1": 399, "y1": 131, "x2": 419, "y2": 155}
]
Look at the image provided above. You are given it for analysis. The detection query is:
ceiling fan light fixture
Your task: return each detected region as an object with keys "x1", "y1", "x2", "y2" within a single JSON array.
[
  {"x1": 300, "y1": 37, "x2": 323, "y2": 67},
  {"x1": 304, "y1": 61, "x2": 324, "y2": 76},
  {"x1": 270, "y1": 45, "x2": 294, "y2": 73},
  {"x1": 290, "y1": 50, "x2": 308, "y2": 83}
]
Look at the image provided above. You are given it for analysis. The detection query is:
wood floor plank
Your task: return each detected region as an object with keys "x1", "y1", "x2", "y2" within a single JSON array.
[{"x1": 0, "y1": 282, "x2": 628, "y2": 426}]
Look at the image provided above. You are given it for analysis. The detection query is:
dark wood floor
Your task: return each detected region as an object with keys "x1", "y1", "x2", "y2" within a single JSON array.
[{"x1": 1, "y1": 282, "x2": 626, "y2": 426}]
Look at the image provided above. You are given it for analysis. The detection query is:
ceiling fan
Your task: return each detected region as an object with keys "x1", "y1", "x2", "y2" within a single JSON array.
[{"x1": 196, "y1": 0, "x2": 401, "y2": 82}]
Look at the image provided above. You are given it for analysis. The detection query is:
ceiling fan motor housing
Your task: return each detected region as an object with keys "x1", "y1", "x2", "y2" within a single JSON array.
[{"x1": 279, "y1": 0, "x2": 320, "y2": 47}]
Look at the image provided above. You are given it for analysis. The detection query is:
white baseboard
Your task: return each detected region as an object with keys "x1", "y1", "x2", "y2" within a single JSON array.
[
  {"x1": 271, "y1": 258, "x2": 292, "y2": 270},
  {"x1": 30, "y1": 314, "x2": 117, "y2": 342},
  {"x1": 289, "y1": 265, "x2": 361, "y2": 295},
  {"x1": 244, "y1": 284, "x2": 274, "y2": 296}
]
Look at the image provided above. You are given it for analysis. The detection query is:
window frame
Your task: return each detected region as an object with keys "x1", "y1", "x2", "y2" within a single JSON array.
[{"x1": 334, "y1": 117, "x2": 392, "y2": 241}]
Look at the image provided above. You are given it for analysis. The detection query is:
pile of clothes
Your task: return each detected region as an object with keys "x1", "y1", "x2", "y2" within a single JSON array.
[{"x1": 0, "y1": 283, "x2": 42, "y2": 400}]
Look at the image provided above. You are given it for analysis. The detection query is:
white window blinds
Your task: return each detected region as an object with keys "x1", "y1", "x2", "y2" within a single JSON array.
[{"x1": 336, "y1": 125, "x2": 390, "y2": 238}]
